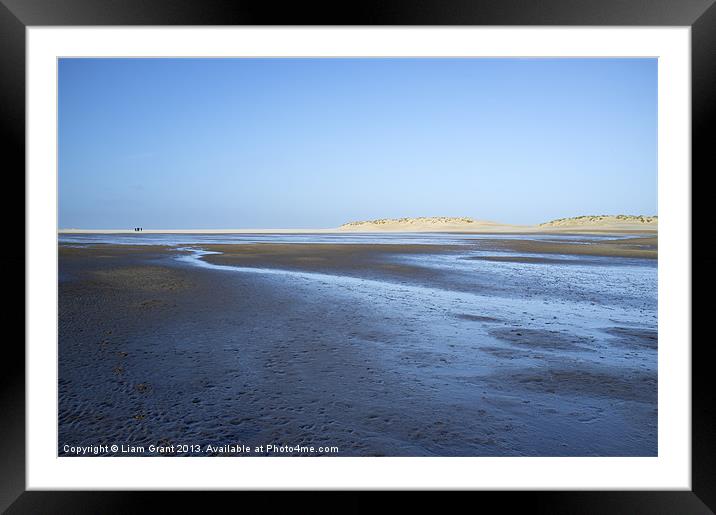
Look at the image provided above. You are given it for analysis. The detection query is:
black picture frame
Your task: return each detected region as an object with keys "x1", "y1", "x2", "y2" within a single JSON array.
[{"x1": 3, "y1": 0, "x2": 713, "y2": 512}]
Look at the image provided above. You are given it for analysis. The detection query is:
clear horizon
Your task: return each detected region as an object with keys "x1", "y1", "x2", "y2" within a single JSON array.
[{"x1": 59, "y1": 58, "x2": 657, "y2": 229}]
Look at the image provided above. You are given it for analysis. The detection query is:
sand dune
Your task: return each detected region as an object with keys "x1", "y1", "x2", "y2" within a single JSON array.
[
  {"x1": 338, "y1": 215, "x2": 657, "y2": 233},
  {"x1": 538, "y1": 215, "x2": 657, "y2": 232}
]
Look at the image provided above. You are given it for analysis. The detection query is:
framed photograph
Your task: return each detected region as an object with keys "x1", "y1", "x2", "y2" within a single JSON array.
[{"x1": 6, "y1": 0, "x2": 714, "y2": 511}]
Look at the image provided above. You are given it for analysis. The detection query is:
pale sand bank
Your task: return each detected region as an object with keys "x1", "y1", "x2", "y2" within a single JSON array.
[
  {"x1": 59, "y1": 215, "x2": 657, "y2": 235},
  {"x1": 338, "y1": 216, "x2": 526, "y2": 233},
  {"x1": 59, "y1": 224, "x2": 656, "y2": 235},
  {"x1": 59, "y1": 228, "x2": 342, "y2": 234},
  {"x1": 340, "y1": 215, "x2": 657, "y2": 233}
]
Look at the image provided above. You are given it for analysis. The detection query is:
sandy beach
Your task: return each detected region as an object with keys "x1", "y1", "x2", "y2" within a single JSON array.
[
  {"x1": 59, "y1": 232, "x2": 657, "y2": 456},
  {"x1": 58, "y1": 214, "x2": 658, "y2": 236}
]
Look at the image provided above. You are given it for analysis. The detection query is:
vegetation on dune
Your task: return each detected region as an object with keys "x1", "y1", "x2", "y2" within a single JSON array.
[
  {"x1": 341, "y1": 214, "x2": 658, "y2": 229},
  {"x1": 340, "y1": 217, "x2": 477, "y2": 228},
  {"x1": 539, "y1": 215, "x2": 658, "y2": 227}
]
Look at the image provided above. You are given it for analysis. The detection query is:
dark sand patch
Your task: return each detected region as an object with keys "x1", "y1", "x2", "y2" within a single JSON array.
[
  {"x1": 463, "y1": 255, "x2": 580, "y2": 264},
  {"x1": 195, "y1": 244, "x2": 472, "y2": 289},
  {"x1": 474, "y1": 236, "x2": 657, "y2": 259},
  {"x1": 136, "y1": 299, "x2": 166, "y2": 309},
  {"x1": 489, "y1": 327, "x2": 595, "y2": 351},
  {"x1": 455, "y1": 313, "x2": 502, "y2": 323},
  {"x1": 59, "y1": 244, "x2": 175, "y2": 258},
  {"x1": 200, "y1": 243, "x2": 462, "y2": 271},
  {"x1": 604, "y1": 327, "x2": 658, "y2": 350},
  {"x1": 495, "y1": 366, "x2": 657, "y2": 404},
  {"x1": 92, "y1": 266, "x2": 191, "y2": 292},
  {"x1": 480, "y1": 346, "x2": 536, "y2": 360}
]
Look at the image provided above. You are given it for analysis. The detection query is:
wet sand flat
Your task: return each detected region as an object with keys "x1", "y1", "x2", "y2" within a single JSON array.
[
  {"x1": 58, "y1": 237, "x2": 657, "y2": 457},
  {"x1": 473, "y1": 236, "x2": 657, "y2": 259},
  {"x1": 195, "y1": 237, "x2": 656, "y2": 274},
  {"x1": 201, "y1": 243, "x2": 463, "y2": 269}
]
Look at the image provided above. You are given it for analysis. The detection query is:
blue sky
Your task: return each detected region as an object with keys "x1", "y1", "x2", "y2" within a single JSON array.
[{"x1": 58, "y1": 58, "x2": 657, "y2": 229}]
